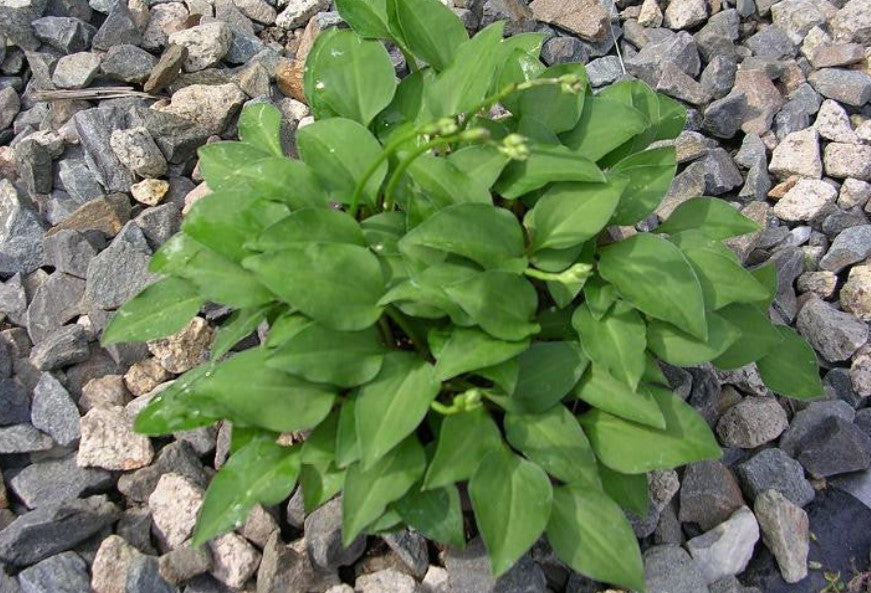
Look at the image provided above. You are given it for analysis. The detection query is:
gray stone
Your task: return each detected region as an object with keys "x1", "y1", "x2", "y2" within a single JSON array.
[
  {"x1": 117, "y1": 440, "x2": 207, "y2": 502},
  {"x1": 736, "y1": 448, "x2": 814, "y2": 507},
  {"x1": 446, "y1": 537, "x2": 547, "y2": 593},
  {"x1": 771, "y1": 0, "x2": 826, "y2": 44},
  {"x1": 141, "y1": 2, "x2": 187, "y2": 51},
  {"x1": 91, "y1": 534, "x2": 144, "y2": 593},
  {"x1": 30, "y1": 325, "x2": 90, "y2": 370},
  {"x1": 355, "y1": 569, "x2": 416, "y2": 593},
  {"x1": 100, "y1": 45, "x2": 156, "y2": 83},
  {"x1": 15, "y1": 138, "x2": 53, "y2": 196},
  {"x1": 824, "y1": 143, "x2": 871, "y2": 181},
  {"x1": 31, "y1": 16, "x2": 95, "y2": 53},
  {"x1": 686, "y1": 506, "x2": 760, "y2": 584},
  {"x1": 643, "y1": 545, "x2": 710, "y2": 593},
  {"x1": 747, "y1": 25, "x2": 796, "y2": 59},
  {"x1": 256, "y1": 530, "x2": 315, "y2": 593},
  {"x1": 829, "y1": 468, "x2": 871, "y2": 510},
  {"x1": 0, "y1": 424, "x2": 53, "y2": 453},
  {"x1": 830, "y1": 0, "x2": 871, "y2": 43},
  {"x1": 701, "y1": 148, "x2": 743, "y2": 195},
  {"x1": 779, "y1": 399, "x2": 855, "y2": 456},
  {"x1": 844, "y1": 179, "x2": 871, "y2": 210},
  {"x1": 0, "y1": 276, "x2": 29, "y2": 327},
  {"x1": 585, "y1": 56, "x2": 624, "y2": 87},
  {"x1": 84, "y1": 223, "x2": 157, "y2": 310},
  {"x1": 57, "y1": 159, "x2": 103, "y2": 203},
  {"x1": 135, "y1": 203, "x2": 181, "y2": 248},
  {"x1": 0, "y1": 0, "x2": 47, "y2": 50},
  {"x1": 110, "y1": 127, "x2": 167, "y2": 178},
  {"x1": 168, "y1": 22, "x2": 231, "y2": 72},
  {"x1": 51, "y1": 52, "x2": 101, "y2": 89},
  {"x1": 43, "y1": 231, "x2": 101, "y2": 280},
  {"x1": 702, "y1": 92, "x2": 746, "y2": 139},
  {"x1": 626, "y1": 31, "x2": 701, "y2": 83},
  {"x1": 769, "y1": 127, "x2": 821, "y2": 179},
  {"x1": 305, "y1": 497, "x2": 366, "y2": 571},
  {"x1": 541, "y1": 36, "x2": 590, "y2": 65},
  {"x1": 0, "y1": 87, "x2": 19, "y2": 131},
  {"x1": 0, "y1": 495, "x2": 119, "y2": 566},
  {"x1": 630, "y1": 470, "x2": 680, "y2": 538},
  {"x1": 823, "y1": 366, "x2": 864, "y2": 407},
  {"x1": 656, "y1": 61, "x2": 712, "y2": 105},
  {"x1": 700, "y1": 55, "x2": 736, "y2": 99},
  {"x1": 26, "y1": 272, "x2": 86, "y2": 344},
  {"x1": 18, "y1": 551, "x2": 90, "y2": 593},
  {"x1": 716, "y1": 397, "x2": 788, "y2": 449},
  {"x1": 127, "y1": 106, "x2": 211, "y2": 164},
  {"x1": 159, "y1": 544, "x2": 212, "y2": 585},
  {"x1": 679, "y1": 461, "x2": 746, "y2": 530},
  {"x1": 126, "y1": 555, "x2": 179, "y2": 593},
  {"x1": 383, "y1": 530, "x2": 428, "y2": 579},
  {"x1": 73, "y1": 107, "x2": 136, "y2": 193},
  {"x1": 795, "y1": 416, "x2": 871, "y2": 477},
  {"x1": 808, "y1": 68, "x2": 871, "y2": 107},
  {"x1": 116, "y1": 508, "x2": 156, "y2": 555},
  {"x1": 819, "y1": 224, "x2": 871, "y2": 272},
  {"x1": 815, "y1": 99, "x2": 859, "y2": 143},
  {"x1": 0, "y1": 378, "x2": 30, "y2": 426},
  {"x1": 143, "y1": 45, "x2": 186, "y2": 94},
  {"x1": 91, "y1": 0, "x2": 143, "y2": 51},
  {"x1": 754, "y1": 489, "x2": 809, "y2": 583},
  {"x1": 77, "y1": 405, "x2": 154, "y2": 471},
  {"x1": 9, "y1": 455, "x2": 112, "y2": 508},
  {"x1": 31, "y1": 372, "x2": 79, "y2": 447},
  {"x1": 162, "y1": 82, "x2": 246, "y2": 136}
]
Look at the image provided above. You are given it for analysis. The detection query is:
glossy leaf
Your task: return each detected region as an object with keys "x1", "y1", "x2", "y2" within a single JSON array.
[
  {"x1": 406, "y1": 155, "x2": 492, "y2": 209},
  {"x1": 244, "y1": 243, "x2": 385, "y2": 331},
  {"x1": 574, "y1": 365, "x2": 666, "y2": 429},
  {"x1": 495, "y1": 145, "x2": 605, "y2": 200},
  {"x1": 134, "y1": 363, "x2": 225, "y2": 435},
  {"x1": 583, "y1": 277, "x2": 617, "y2": 320},
  {"x1": 559, "y1": 96, "x2": 648, "y2": 161},
  {"x1": 656, "y1": 197, "x2": 761, "y2": 239},
  {"x1": 355, "y1": 352, "x2": 440, "y2": 467},
  {"x1": 598, "y1": 464, "x2": 648, "y2": 515},
  {"x1": 509, "y1": 63, "x2": 587, "y2": 134},
  {"x1": 238, "y1": 103, "x2": 283, "y2": 156},
  {"x1": 102, "y1": 277, "x2": 203, "y2": 346},
  {"x1": 433, "y1": 327, "x2": 529, "y2": 381},
  {"x1": 335, "y1": 399, "x2": 361, "y2": 468},
  {"x1": 469, "y1": 449, "x2": 553, "y2": 577},
  {"x1": 573, "y1": 303, "x2": 646, "y2": 390},
  {"x1": 342, "y1": 436, "x2": 426, "y2": 544},
  {"x1": 646, "y1": 312, "x2": 741, "y2": 366},
  {"x1": 598, "y1": 233, "x2": 707, "y2": 340},
  {"x1": 192, "y1": 437, "x2": 299, "y2": 545},
  {"x1": 424, "y1": 407, "x2": 503, "y2": 489},
  {"x1": 335, "y1": 0, "x2": 391, "y2": 38},
  {"x1": 756, "y1": 325, "x2": 825, "y2": 399},
  {"x1": 579, "y1": 385, "x2": 722, "y2": 473},
  {"x1": 504, "y1": 405, "x2": 599, "y2": 486},
  {"x1": 394, "y1": 483, "x2": 465, "y2": 549},
  {"x1": 546, "y1": 485, "x2": 645, "y2": 592},
  {"x1": 511, "y1": 341, "x2": 588, "y2": 413},
  {"x1": 609, "y1": 146, "x2": 677, "y2": 226},
  {"x1": 179, "y1": 247, "x2": 275, "y2": 309},
  {"x1": 387, "y1": 0, "x2": 468, "y2": 71},
  {"x1": 712, "y1": 303, "x2": 784, "y2": 369},
  {"x1": 253, "y1": 208, "x2": 366, "y2": 251},
  {"x1": 448, "y1": 145, "x2": 510, "y2": 189}
]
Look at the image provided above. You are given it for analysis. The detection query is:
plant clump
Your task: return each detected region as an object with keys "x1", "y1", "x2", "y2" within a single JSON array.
[{"x1": 101, "y1": 0, "x2": 824, "y2": 588}]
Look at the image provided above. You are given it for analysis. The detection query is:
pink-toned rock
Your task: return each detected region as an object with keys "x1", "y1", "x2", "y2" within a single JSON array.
[{"x1": 530, "y1": 0, "x2": 610, "y2": 41}]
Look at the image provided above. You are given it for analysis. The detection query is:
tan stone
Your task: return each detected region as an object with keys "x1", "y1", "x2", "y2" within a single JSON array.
[
  {"x1": 45, "y1": 196, "x2": 129, "y2": 238},
  {"x1": 149, "y1": 473, "x2": 204, "y2": 548},
  {"x1": 131, "y1": 178, "x2": 170, "y2": 206},
  {"x1": 77, "y1": 406, "x2": 154, "y2": 471},
  {"x1": 209, "y1": 532, "x2": 261, "y2": 589},
  {"x1": 80, "y1": 375, "x2": 131, "y2": 411},
  {"x1": 276, "y1": 17, "x2": 321, "y2": 102},
  {"x1": 125, "y1": 357, "x2": 172, "y2": 396},
  {"x1": 92, "y1": 535, "x2": 143, "y2": 593},
  {"x1": 841, "y1": 264, "x2": 871, "y2": 320},
  {"x1": 530, "y1": 0, "x2": 610, "y2": 41},
  {"x1": 148, "y1": 316, "x2": 213, "y2": 374}
]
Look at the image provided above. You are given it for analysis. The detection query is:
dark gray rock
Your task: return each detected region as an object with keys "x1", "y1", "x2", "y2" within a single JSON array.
[
  {"x1": 0, "y1": 495, "x2": 119, "y2": 566},
  {"x1": 100, "y1": 45, "x2": 156, "y2": 83},
  {"x1": 780, "y1": 400, "x2": 855, "y2": 457},
  {"x1": 644, "y1": 545, "x2": 710, "y2": 593},
  {"x1": 626, "y1": 31, "x2": 701, "y2": 83},
  {"x1": 305, "y1": 497, "x2": 366, "y2": 571},
  {"x1": 15, "y1": 138, "x2": 53, "y2": 195},
  {"x1": 822, "y1": 208, "x2": 868, "y2": 237},
  {"x1": 116, "y1": 506, "x2": 156, "y2": 555},
  {"x1": 31, "y1": 16, "x2": 95, "y2": 53},
  {"x1": 541, "y1": 36, "x2": 590, "y2": 65},
  {"x1": 45, "y1": 0, "x2": 91, "y2": 20},
  {"x1": 255, "y1": 531, "x2": 314, "y2": 593},
  {"x1": 808, "y1": 68, "x2": 871, "y2": 107},
  {"x1": 17, "y1": 551, "x2": 90, "y2": 593},
  {"x1": 134, "y1": 204, "x2": 181, "y2": 249},
  {"x1": 446, "y1": 537, "x2": 547, "y2": 593},
  {"x1": 0, "y1": 424, "x2": 53, "y2": 453},
  {"x1": 701, "y1": 148, "x2": 743, "y2": 195},
  {"x1": 30, "y1": 372, "x2": 80, "y2": 447},
  {"x1": 29, "y1": 324, "x2": 90, "y2": 371},
  {"x1": 679, "y1": 460, "x2": 746, "y2": 530},
  {"x1": 8, "y1": 454, "x2": 112, "y2": 508},
  {"x1": 0, "y1": 0, "x2": 47, "y2": 50},
  {"x1": 25, "y1": 272, "x2": 86, "y2": 344},
  {"x1": 57, "y1": 159, "x2": 104, "y2": 203},
  {"x1": 0, "y1": 87, "x2": 19, "y2": 130},
  {"x1": 819, "y1": 224, "x2": 871, "y2": 272},
  {"x1": 823, "y1": 367, "x2": 863, "y2": 408},
  {"x1": 223, "y1": 30, "x2": 266, "y2": 65},
  {"x1": 73, "y1": 107, "x2": 135, "y2": 193},
  {"x1": 585, "y1": 56, "x2": 624, "y2": 87},
  {"x1": 773, "y1": 83, "x2": 821, "y2": 139},
  {"x1": 127, "y1": 107, "x2": 211, "y2": 164},
  {"x1": 699, "y1": 55, "x2": 736, "y2": 99},
  {"x1": 158, "y1": 544, "x2": 211, "y2": 585},
  {"x1": 0, "y1": 378, "x2": 30, "y2": 426},
  {"x1": 795, "y1": 416, "x2": 871, "y2": 478},
  {"x1": 126, "y1": 555, "x2": 179, "y2": 593},
  {"x1": 0, "y1": 275, "x2": 29, "y2": 327},
  {"x1": 746, "y1": 25, "x2": 796, "y2": 59},
  {"x1": 702, "y1": 92, "x2": 747, "y2": 139},
  {"x1": 83, "y1": 222, "x2": 156, "y2": 311},
  {"x1": 480, "y1": 0, "x2": 537, "y2": 36},
  {"x1": 694, "y1": 9, "x2": 740, "y2": 62},
  {"x1": 91, "y1": 0, "x2": 142, "y2": 51},
  {"x1": 383, "y1": 530, "x2": 428, "y2": 579},
  {"x1": 43, "y1": 230, "x2": 103, "y2": 280},
  {"x1": 735, "y1": 448, "x2": 814, "y2": 507},
  {"x1": 796, "y1": 297, "x2": 868, "y2": 362},
  {"x1": 117, "y1": 441, "x2": 208, "y2": 503}
]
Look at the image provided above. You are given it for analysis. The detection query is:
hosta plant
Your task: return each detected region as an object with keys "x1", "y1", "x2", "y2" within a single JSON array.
[{"x1": 102, "y1": 0, "x2": 824, "y2": 588}]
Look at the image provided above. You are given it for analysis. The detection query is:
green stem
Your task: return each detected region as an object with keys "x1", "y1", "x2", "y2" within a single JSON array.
[
  {"x1": 523, "y1": 263, "x2": 594, "y2": 283},
  {"x1": 348, "y1": 127, "x2": 422, "y2": 217},
  {"x1": 378, "y1": 316, "x2": 395, "y2": 348}
]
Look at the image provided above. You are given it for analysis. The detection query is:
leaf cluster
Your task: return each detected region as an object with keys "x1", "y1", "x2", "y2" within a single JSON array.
[{"x1": 102, "y1": 0, "x2": 824, "y2": 588}]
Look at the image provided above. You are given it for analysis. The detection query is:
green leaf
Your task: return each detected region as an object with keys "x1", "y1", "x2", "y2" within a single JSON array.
[
  {"x1": 646, "y1": 312, "x2": 741, "y2": 366},
  {"x1": 253, "y1": 208, "x2": 366, "y2": 251},
  {"x1": 495, "y1": 145, "x2": 605, "y2": 200},
  {"x1": 387, "y1": 0, "x2": 468, "y2": 71},
  {"x1": 448, "y1": 146, "x2": 510, "y2": 189},
  {"x1": 579, "y1": 385, "x2": 722, "y2": 473},
  {"x1": 179, "y1": 247, "x2": 275, "y2": 309},
  {"x1": 342, "y1": 436, "x2": 426, "y2": 545},
  {"x1": 102, "y1": 277, "x2": 203, "y2": 346},
  {"x1": 756, "y1": 325, "x2": 825, "y2": 399},
  {"x1": 575, "y1": 366, "x2": 666, "y2": 429},
  {"x1": 192, "y1": 437, "x2": 299, "y2": 546},
  {"x1": 504, "y1": 405, "x2": 599, "y2": 486},
  {"x1": 583, "y1": 277, "x2": 617, "y2": 320},
  {"x1": 304, "y1": 29, "x2": 397, "y2": 126},
  {"x1": 424, "y1": 407, "x2": 503, "y2": 489},
  {"x1": 379, "y1": 262, "x2": 479, "y2": 323},
  {"x1": 211, "y1": 305, "x2": 272, "y2": 361},
  {"x1": 546, "y1": 484, "x2": 645, "y2": 592},
  {"x1": 244, "y1": 243, "x2": 385, "y2": 331},
  {"x1": 609, "y1": 146, "x2": 677, "y2": 226},
  {"x1": 433, "y1": 327, "x2": 529, "y2": 381},
  {"x1": 264, "y1": 313, "x2": 310, "y2": 349},
  {"x1": 712, "y1": 303, "x2": 784, "y2": 369},
  {"x1": 509, "y1": 63, "x2": 588, "y2": 134},
  {"x1": 598, "y1": 233, "x2": 707, "y2": 340},
  {"x1": 598, "y1": 464, "x2": 648, "y2": 515},
  {"x1": 525, "y1": 177, "x2": 626, "y2": 251},
  {"x1": 511, "y1": 341, "x2": 588, "y2": 413},
  {"x1": 134, "y1": 364, "x2": 225, "y2": 435},
  {"x1": 300, "y1": 410, "x2": 338, "y2": 465},
  {"x1": 238, "y1": 103, "x2": 283, "y2": 156},
  {"x1": 355, "y1": 352, "x2": 440, "y2": 467},
  {"x1": 334, "y1": 400, "x2": 361, "y2": 469},
  {"x1": 469, "y1": 449, "x2": 553, "y2": 577},
  {"x1": 267, "y1": 322, "x2": 385, "y2": 388},
  {"x1": 335, "y1": 0, "x2": 391, "y2": 38},
  {"x1": 671, "y1": 231, "x2": 771, "y2": 310},
  {"x1": 477, "y1": 357, "x2": 521, "y2": 394},
  {"x1": 394, "y1": 483, "x2": 465, "y2": 549},
  {"x1": 406, "y1": 155, "x2": 492, "y2": 210},
  {"x1": 297, "y1": 118, "x2": 388, "y2": 208},
  {"x1": 559, "y1": 95, "x2": 648, "y2": 162},
  {"x1": 427, "y1": 22, "x2": 505, "y2": 117},
  {"x1": 655, "y1": 197, "x2": 760, "y2": 239},
  {"x1": 300, "y1": 464, "x2": 345, "y2": 514},
  {"x1": 399, "y1": 203, "x2": 526, "y2": 272},
  {"x1": 573, "y1": 302, "x2": 646, "y2": 390},
  {"x1": 445, "y1": 270, "x2": 539, "y2": 341}
]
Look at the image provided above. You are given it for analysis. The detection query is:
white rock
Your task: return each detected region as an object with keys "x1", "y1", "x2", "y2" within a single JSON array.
[
  {"x1": 687, "y1": 506, "x2": 760, "y2": 584},
  {"x1": 209, "y1": 532, "x2": 261, "y2": 589},
  {"x1": 638, "y1": 0, "x2": 663, "y2": 26},
  {"x1": 77, "y1": 406, "x2": 154, "y2": 471},
  {"x1": 769, "y1": 128, "x2": 822, "y2": 179},
  {"x1": 131, "y1": 178, "x2": 169, "y2": 206},
  {"x1": 663, "y1": 0, "x2": 708, "y2": 28},
  {"x1": 91, "y1": 535, "x2": 142, "y2": 593},
  {"x1": 814, "y1": 99, "x2": 859, "y2": 143},
  {"x1": 419, "y1": 566, "x2": 450, "y2": 593},
  {"x1": 167, "y1": 22, "x2": 231, "y2": 72},
  {"x1": 110, "y1": 127, "x2": 167, "y2": 179},
  {"x1": 841, "y1": 178, "x2": 871, "y2": 209},
  {"x1": 275, "y1": 0, "x2": 329, "y2": 29},
  {"x1": 824, "y1": 143, "x2": 871, "y2": 180},
  {"x1": 162, "y1": 83, "x2": 247, "y2": 136},
  {"x1": 754, "y1": 489, "x2": 809, "y2": 583},
  {"x1": 772, "y1": 178, "x2": 837, "y2": 222},
  {"x1": 148, "y1": 473, "x2": 204, "y2": 548},
  {"x1": 355, "y1": 569, "x2": 417, "y2": 593}
]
